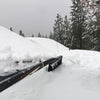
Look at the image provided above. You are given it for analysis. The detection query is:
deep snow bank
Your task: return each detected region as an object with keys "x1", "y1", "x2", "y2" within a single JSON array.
[
  {"x1": 0, "y1": 26, "x2": 69, "y2": 74},
  {"x1": 0, "y1": 26, "x2": 42, "y2": 73},
  {"x1": 0, "y1": 26, "x2": 69, "y2": 61}
]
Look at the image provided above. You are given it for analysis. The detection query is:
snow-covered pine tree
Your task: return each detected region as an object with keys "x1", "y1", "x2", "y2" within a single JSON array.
[
  {"x1": 53, "y1": 14, "x2": 65, "y2": 45},
  {"x1": 70, "y1": 0, "x2": 87, "y2": 49},
  {"x1": 93, "y1": 0, "x2": 100, "y2": 50},
  {"x1": 63, "y1": 16, "x2": 71, "y2": 47},
  {"x1": 19, "y1": 30, "x2": 24, "y2": 37},
  {"x1": 83, "y1": 0, "x2": 100, "y2": 50}
]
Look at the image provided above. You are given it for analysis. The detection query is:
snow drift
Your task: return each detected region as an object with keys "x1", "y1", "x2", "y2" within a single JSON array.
[{"x1": 0, "y1": 26, "x2": 68, "y2": 74}]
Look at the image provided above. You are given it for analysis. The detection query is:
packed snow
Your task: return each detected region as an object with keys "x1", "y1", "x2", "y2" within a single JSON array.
[{"x1": 0, "y1": 26, "x2": 100, "y2": 100}]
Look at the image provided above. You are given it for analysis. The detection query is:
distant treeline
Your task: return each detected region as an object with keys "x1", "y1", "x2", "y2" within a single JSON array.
[{"x1": 9, "y1": 27, "x2": 48, "y2": 38}]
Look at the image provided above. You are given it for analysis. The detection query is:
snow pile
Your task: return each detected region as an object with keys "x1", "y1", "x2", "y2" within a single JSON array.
[
  {"x1": 0, "y1": 26, "x2": 69, "y2": 73},
  {"x1": 0, "y1": 25, "x2": 69, "y2": 61},
  {"x1": 0, "y1": 26, "x2": 41, "y2": 73}
]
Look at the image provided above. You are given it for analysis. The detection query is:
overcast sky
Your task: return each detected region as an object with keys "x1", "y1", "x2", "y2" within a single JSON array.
[{"x1": 0, "y1": 0, "x2": 72, "y2": 36}]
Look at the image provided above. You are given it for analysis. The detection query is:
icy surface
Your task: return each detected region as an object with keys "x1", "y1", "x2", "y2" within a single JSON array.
[{"x1": 0, "y1": 26, "x2": 100, "y2": 100}]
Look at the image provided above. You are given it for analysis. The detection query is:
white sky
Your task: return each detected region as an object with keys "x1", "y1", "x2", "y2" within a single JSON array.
[{"x1": 0, "y1": 0, "x2": 72, "y2": 36}]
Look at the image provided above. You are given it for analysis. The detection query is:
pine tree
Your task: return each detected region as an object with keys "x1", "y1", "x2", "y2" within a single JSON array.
[
  {"x1": 83, "y1": 0, "x2": 100, "y2": 50},
  {"x1": 93, "y1": 0, "x2": 100, "y2": 50},
  {"x1": 49, "y1": 32, "x2": 53, "y2": 39},
  {"x1": 10, "y1": 27, "x2": 13, "y2": 31},
  {"x1": 70, "y1": 0, "x2": 87, "y2": 49},
  {"x1": 32, "y1": 34, "x2": 34, "y2": 37},
  {"x1": 63, "y1": 16, "x2": 70, "y2": 47},
  {"x1": 38, "y1": 33, "x2": 41, "y2": 37},
  {"x1": 53, "y1": 14, "x2": 65, "y2": 45},
  {"x1": 19, "y1": 30, "x2": 25, "y2": 37}
]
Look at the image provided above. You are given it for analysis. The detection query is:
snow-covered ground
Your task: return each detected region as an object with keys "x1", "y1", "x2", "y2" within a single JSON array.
[{"x1": 0, "y1": 26, "x2": 100, "y2": 100}]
